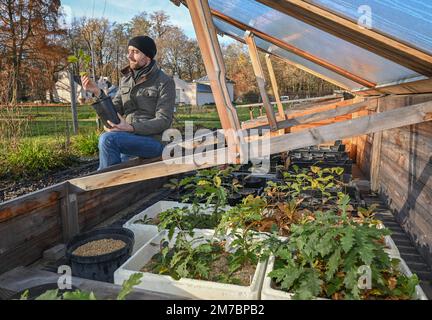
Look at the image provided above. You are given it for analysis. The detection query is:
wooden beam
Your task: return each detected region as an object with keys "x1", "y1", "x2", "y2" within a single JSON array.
[
  {"x1": 265, "y1": 53, "x2": 285, "y2": 120},
  {"x1": 186, "y1": 0, "x2": 244, "y2": 160},
  {"x1": 355, "y1": 78, "x2": 432, "y2": 96},
  {"x1": 255, "y1": 98, "x2": 377, "y2": 131},
  {"x1": 255, "y1": 0, "x2": 432, "y2": 77},
  {"x1": 286, "y1": 98, "x2": 361, "y2": 118},
  {"x1": 241, "y1": 98, "x2": 351, "y2": 130},
  {"x1": 370, "y1": 101, "x2": 383, "y2": 191},
  {"x1": 60, "y1": 182, "x2": 79, "y2": 242},
  {"x1": 211, "y1": 9, "x2": 375, "y2": 88},
  {"x1": 244, "y1": 31, "x2": 278, "y2": 130},
  {"x1": 69, "y1": 148, "x2": 232, "y2": 192},
  {"x1": 0, "y1": 183, "x2": 65, "y2": 224},
  {"x1": 268, "y1": 99, "x2": 432, "y2": 154},
  {"x1": 235, "y1": 94, "x2": 341, "y2": 108}
]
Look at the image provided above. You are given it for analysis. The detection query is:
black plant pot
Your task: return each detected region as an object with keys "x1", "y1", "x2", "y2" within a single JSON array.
[
  {"x1": 66, "y1": 227, "x2": 134, "y2": 283},
  {"x1": 91, "y1": 96, "x2": 120, "y2": 129},
  {"x1": 227, "y1": 193, "x2": 242, "y2": 206},
  {"x1": 243, "y1": 176, "x2": 267, "y2": 189}
]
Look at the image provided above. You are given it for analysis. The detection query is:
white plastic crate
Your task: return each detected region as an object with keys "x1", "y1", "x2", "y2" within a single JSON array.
[
  {"x1": 124, "y1": 201, "x2": 230, "y2": 254},
  {"x1": 261, "y1": 255, "x2": 427, "y2": 300},
  {"x1": 114, "y1": 230, "x2": 267, "y2": 300}
]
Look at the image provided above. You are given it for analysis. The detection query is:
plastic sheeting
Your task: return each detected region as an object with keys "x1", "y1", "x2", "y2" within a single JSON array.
[
  {"x1": 208, "y1": 0, "x2": 423, "y2": 89},
  {"x1": 310, "y1": 0, "x2": 432, "y2": 54},
  {"x1": 214, "y1": 18, "x2": 362, "y2": 90}
]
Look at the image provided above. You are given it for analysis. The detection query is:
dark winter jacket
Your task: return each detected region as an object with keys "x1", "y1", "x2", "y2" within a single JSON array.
[{"x1": 110, "y1": 61, "x2": 175, "y2": 142}]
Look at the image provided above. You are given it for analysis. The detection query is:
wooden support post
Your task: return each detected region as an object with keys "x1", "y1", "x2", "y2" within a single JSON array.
[
  {"x1": 186, "y1": 0, "x2": 244, "y2": 162},
  {"x1": 68, "y1": 70, "x2": 79, "y2": 135},
  {"x1": 60, "y1": 182, "x2": 80, "y2": 242},
  {"x1": 244, "y1": 31, "x2": 278, "y2": 131},
  {"x1": 265, "y1": 54, "x2": 285, "y2": 120},
  {"x1": 249, "y1": 106, "x2": 254, "y2": 120},
  {"x1": 370, "y1": 100, "x2": 383, "y2": 192}
]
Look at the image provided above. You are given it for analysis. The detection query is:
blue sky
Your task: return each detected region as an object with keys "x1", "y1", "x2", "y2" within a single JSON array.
[{"x1": 61, "y1": 0, "x2": 233, "y2": 44}]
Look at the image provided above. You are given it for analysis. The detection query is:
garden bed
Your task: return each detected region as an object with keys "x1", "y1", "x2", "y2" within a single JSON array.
[{"x1": 0, "y1": 158, "x2": 98, "y2": 202}]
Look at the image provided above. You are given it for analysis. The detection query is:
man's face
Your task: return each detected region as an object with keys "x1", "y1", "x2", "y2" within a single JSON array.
[{"x1": 127, "y1": 46, "x2": 151, "y2": 70}]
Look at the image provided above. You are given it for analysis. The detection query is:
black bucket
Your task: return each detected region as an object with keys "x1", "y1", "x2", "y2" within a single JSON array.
[{"x1": 66, "y1": 227, "x2": 134, "y2": 283}]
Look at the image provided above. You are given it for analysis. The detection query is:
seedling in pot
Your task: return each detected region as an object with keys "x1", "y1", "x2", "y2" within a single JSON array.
[
  {"x1": 68, "y1": 49, "x2": 92, "y2": 77},
  {"x1": 268, "y1": 195, "x2": 420, "y2": 300}
]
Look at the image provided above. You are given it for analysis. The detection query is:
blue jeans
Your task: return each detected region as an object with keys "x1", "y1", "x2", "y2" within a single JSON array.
[{"x1": 98, "y1": 132, "x2": 164, "y2": 170}]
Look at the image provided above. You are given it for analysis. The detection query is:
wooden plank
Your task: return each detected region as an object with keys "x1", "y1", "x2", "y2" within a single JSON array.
[
  {"x1": 254, "y1": 98, "x2": 376, "y2": 131},
  {"x1": 186, "y1": 0, "x2": 243, "y2": 157},
  {"x1": 370, "y1": 102, "x2": 383, "y2": 191},
  {"x1": 265, "y1": 53, "x2": 285, "y2": 120},
  {"x1": 268, "y1": 99, "x2": 432, "y2": 155},
  {"x1": 0, "y1": 183, "x2": 65, "y2": 224},
  {"x1": 254, "y1": 0, "x2": 432, "y2": 77},
  {"x1": 60, "y1": 182, "x2": 79, "y2": 242},
  {"x1": 244, "y1": 31, "x2": 278, "y2": 131},
  {"x1": 286, "y1": 98, "x2": 358, "y2": 118},
  {"x1": 380, "y1": 140, "x2": 432, "y2": 189},
  {"x1": 0, "y1": 203, "x2": 61, "y2": 259},
  {"x1": 77, "y1": 178, "x2": 166, "y2": 232},
  {"x1": 235, "y1": 94, "x2": 340, "y2": 108},
  {"x1": 356, "y1": 79, "x2": 432, "y2": 96},
  {"x1": 69, "y1": 147, "x2": 231, "y2": 191},
  {"x1": 0, "y1": 217, "x2": 63, "y2": 274},
  {"x1": 379, "y1": 163, "x2": 432, "y2": 226},
  {"x1": 241, "y1": 98, "x2": 348, "y2": 130},
  {"x1": 211, "y1": 9, "x2": 376, "y2": 88}
]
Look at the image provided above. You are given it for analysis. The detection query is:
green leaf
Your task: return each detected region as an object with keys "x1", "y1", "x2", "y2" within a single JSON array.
[
  {"x1": 117, "y1": 273, "x2": 143, "y2": 300},
  {"x1": 341, "y1": 228, "x2": 354, "y2": 253},
  {"x1": 326, "y1": 248, "x2": 341, "y2": 281},
  {"x1": 294, "y1": 270, "x2": 322, "y2": 300},
  {"x1": 20, "y1": 290, "x2": 29, "y2": 300},
  {"x1": 35, "y1": 289, "x2": 60, "y2": 300},
  {"x1": 358, "y1": 242, "x2": 375, "y2": 265},
  {"x1": 67, "y1": 55, "x2": 79, "y2": 63},
  {"x1": 63, "y1": 290, "x2": 97, "y2": 300}
]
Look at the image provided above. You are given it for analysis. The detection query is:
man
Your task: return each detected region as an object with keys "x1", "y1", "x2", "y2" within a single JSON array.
[{"x1": 82, "y1": 35, "x2": 175, "y2": 170}]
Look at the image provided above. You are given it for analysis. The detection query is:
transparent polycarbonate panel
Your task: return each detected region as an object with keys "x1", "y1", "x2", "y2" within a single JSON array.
[
  {"x1": 310, "y1": 0, "x2": 432, "y2": 54},
  {"x1": 214, "y1": 18, "x2": 362, "y2": 90},
  {"x1": 208, "y1": 0, "x2": 421, "y2": 86}
]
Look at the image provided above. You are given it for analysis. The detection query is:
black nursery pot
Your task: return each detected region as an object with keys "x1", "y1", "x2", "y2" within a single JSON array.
[
  {"x1": 243, "y1": 176, "x2": 267, "y2": 189},
  {"x1": 91, "y1": 96, "x2": 120, "y2": 129},
  {"x1": 228, "y1": 193, "x2": 243, "y2": 206},
  {"x1": 66, "y1": 227, "x2": 134, "y2": 283}
]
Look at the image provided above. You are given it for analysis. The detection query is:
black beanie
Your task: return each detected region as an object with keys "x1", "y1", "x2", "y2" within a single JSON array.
[{"x1": 128, "y1": 36, "x2": 157, "y2": 60}]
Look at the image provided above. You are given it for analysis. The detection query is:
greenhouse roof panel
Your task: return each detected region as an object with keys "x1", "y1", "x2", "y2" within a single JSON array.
[{"x1": 208, "y1": 0, "x2": 423, "y2": 89}]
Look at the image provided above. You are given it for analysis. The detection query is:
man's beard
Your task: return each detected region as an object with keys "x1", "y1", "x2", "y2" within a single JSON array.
[{"x1": 129, "y1": 59, "x2": 149, "y2": 70}]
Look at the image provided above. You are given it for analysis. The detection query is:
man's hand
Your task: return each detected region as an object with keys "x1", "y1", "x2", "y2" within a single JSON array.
[
  {"x1": 105, "y1": 113, "x2": 134, "y2": 133},
  {"x1": 81, "y1": 74, "x2": 101, "y2": 96}
]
